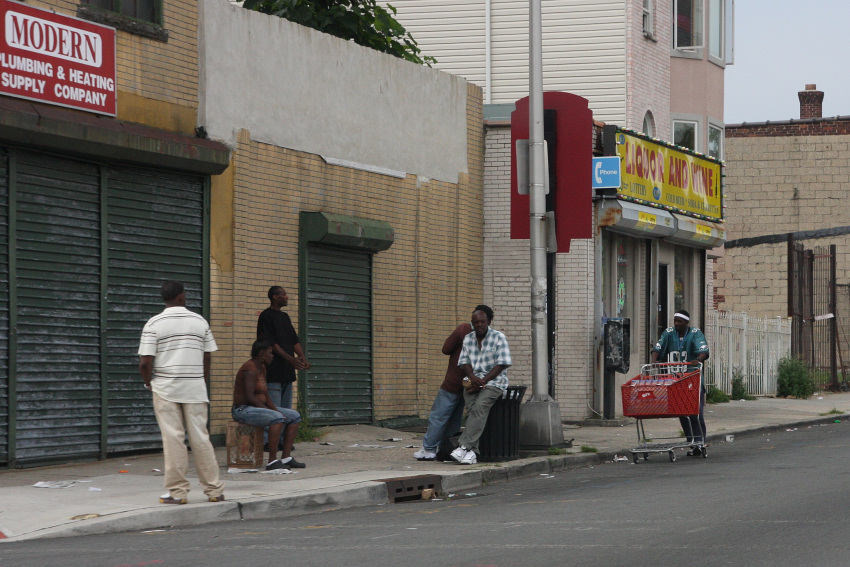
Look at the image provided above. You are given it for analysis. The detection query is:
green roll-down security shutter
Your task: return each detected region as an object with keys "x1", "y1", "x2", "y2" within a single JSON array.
[
  {"x1": 7, "y1": 150, "x2": 205, "y2": 465},
  {"x1": 304, "y1": 245, "x2": 373, "y2": 424},
  {"x1": 0, "y1": 150, "x2": 8, "y2": 464},
  {"x1": 14, "y1": 152, "x2": 103, "y2": 462},
  {"x1": 299, "y1": 212, "x2": 393, "y2": 425},
  {"x1": 105, "y1": 165, "x2": 205, "y2": 453}
]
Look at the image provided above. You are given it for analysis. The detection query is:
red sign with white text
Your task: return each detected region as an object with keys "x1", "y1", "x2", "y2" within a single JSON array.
[{"x1": 0, "y1": 0, "x2": 116, "y2": 115}]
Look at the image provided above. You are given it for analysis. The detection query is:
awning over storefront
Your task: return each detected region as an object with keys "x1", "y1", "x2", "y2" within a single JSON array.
[
  {"x1": 667, "y1": 213, "x2": 726, "y2": 249},
  {"x1": 598, "y1": 200, "x2": 726, "y2": 249},
  {"x1": 599, "y1": 199, "x2": 675, "y2": 238}
]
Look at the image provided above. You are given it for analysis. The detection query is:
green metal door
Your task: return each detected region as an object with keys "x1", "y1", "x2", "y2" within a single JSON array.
[
  {"x1": 105, "y1": 165, "x2": 205, "y2": 453},
  {"x1": 304, "y1": 245, "x2": 372, "y2": 424},
  {"x1": 14, "y1": 152, "x2": 103, "y2": 463}
]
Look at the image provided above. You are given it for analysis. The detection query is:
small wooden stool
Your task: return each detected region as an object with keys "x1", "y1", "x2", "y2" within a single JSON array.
[{"x1": 226, "y1": 420, "x2": 264, "y2": 469}]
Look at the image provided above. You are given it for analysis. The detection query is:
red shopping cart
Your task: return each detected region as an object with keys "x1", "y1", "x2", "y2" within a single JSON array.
[{"x1": 621, "y1": 362, "x2": 706, "y2": 463}]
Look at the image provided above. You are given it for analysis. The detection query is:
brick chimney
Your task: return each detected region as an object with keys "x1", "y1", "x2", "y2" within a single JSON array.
[{"x1": 799, "y1": 84, "x2": 824, "y2": 119}]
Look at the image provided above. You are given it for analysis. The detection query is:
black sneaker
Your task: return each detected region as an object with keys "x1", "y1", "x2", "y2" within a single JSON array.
[
  {"x1": 283, "y1": 457, "x2": 306, "y2": 469},
  {"x1": 266, "y1": 459, "x2": 290, "y2": 471}
]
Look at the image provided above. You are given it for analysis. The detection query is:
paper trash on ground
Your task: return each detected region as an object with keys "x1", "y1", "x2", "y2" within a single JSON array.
[{"x1": 33, "y1": 480, "x2": 78, "y2": 489}]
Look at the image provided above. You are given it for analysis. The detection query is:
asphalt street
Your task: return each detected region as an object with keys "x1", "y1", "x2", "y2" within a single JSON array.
[{"x1": 2, "y1": 419, "x2": 849, "y2": 567}]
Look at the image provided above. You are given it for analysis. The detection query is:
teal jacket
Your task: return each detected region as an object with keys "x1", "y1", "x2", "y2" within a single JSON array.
[{"x1": 652, "y1": 327, "x2": 709, "y2": 362}]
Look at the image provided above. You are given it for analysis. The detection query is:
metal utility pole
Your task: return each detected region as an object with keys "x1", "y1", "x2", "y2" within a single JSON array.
[{"x1": 519, "y1": 0, "x2": 565, "y2": 448}]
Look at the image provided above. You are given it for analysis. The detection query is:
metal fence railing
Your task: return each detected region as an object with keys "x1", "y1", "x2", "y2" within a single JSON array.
[{"x1": 704, "y1": 311, "x2": 791, "y2": 396}]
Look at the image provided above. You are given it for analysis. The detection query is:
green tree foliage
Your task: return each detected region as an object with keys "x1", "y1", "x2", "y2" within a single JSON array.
[{"x1": 242, "y1": 0, "x2": 437, "y2": 66}]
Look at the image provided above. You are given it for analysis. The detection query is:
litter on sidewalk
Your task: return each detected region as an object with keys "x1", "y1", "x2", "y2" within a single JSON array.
[{"x1": 33, "y1": 480, "x2": 79, "y2": 489}]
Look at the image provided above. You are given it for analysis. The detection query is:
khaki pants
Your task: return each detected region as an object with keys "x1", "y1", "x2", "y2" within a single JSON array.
[
  {"x1": 152, "y1": 393, "x2": 224, "y2": 500},
  {"x1": 457, "y1": 386, "x2": 503, "y2": 454}
]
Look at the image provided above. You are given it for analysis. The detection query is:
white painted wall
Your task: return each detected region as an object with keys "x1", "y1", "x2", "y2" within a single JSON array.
[{"x1": 199, "y1": 0, "x2": 469, "y2": 183}]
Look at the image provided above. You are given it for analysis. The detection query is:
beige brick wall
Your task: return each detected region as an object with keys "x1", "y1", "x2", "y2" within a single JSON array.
[
  {"x1": 716, "y1": 133, "x2": 850, "y2": 317},
  {"x1": 34, "y1": 1, "x2": 200, "y2": 133},
  {"x1": 483, "y1": 125, "x2": 596, "y2": 421},
  {"x1": 724, "y1": 135, "x2": 850, "y2": 239},
  {"x1": 208, "y1": 84, "x2": 484, "y2": 434}
]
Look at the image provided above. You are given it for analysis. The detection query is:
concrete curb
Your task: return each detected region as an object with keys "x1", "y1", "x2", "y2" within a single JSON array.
[
  {"x1": 7, "y1": 502, "x2": 243, "y2": 541},
  {"x1": 237, "y1": 483, "x2": 390, "y2": 520}
]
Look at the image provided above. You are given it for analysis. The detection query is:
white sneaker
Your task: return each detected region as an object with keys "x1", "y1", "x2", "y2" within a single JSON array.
[
  {"x1": 450, "y1": 446, "x2": 468, "y2": 462},
  {"x1": 413, "y1": 448, "x2": 437, "y2": 461},
  {"x1": 459, "y1": 450, "x2": 477, "y2": 465}
]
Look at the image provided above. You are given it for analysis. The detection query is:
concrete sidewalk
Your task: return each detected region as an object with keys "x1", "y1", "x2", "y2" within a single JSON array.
[{"x1": 2, "y1": 392, "x2": 849, "y2": 542}]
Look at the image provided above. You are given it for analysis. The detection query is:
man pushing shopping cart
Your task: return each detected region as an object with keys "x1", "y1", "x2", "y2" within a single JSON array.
[{"x1": 650, "y1": 309, "x2": 710, "y2": 456}]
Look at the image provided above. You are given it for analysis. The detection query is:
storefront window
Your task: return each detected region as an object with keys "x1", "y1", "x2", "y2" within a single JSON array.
[
  {"x1": 604, "y1": 232, "x2": 637, "y2": 320},
  {"x1": 674, "y1": 247, "x2": 692, "y2": 314},
  {"x1": 617, "y1": 240, "x2": 636, "y2": 318}
]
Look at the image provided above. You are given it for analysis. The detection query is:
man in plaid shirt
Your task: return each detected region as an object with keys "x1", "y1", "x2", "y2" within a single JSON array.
[{"x1": 450, "y1": 305, "x2": 512, "y2": 465}]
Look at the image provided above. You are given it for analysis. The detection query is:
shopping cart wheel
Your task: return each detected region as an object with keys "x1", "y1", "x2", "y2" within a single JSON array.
[
  {"x1": 669, "y1": 451, "x2": 676, "y2": 462},
  {"x1": 702, "y1": 447, "x2": 708, "y2": 459},
  {"x1": 632, "y1": 452, "x2": 639, "y2": 464},
  {"x1": 643, "y1": 453, "x2": 649, "y2": 460}
]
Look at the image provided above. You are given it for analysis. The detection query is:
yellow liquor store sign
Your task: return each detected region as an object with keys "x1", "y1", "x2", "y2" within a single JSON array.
[{"x1": 614, "y1": 130, "x2": 722, "y2": 221}]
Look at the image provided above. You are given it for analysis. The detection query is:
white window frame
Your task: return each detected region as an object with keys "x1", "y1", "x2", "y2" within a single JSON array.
[
  {"x1": 674, "y1": 0, "x2": 704, "y2": 51},
  {"x1": 673, "y1": 119, "x2": 700, "y2": 152},
  {"x1": 725, "y1": 0, "x2": 735, "y2": 64},
  {"x1": 708, "y1": 122, "x2": 724, "y2": 160},
  {"x1": 708, "y1": 0, "x2": 723, "y2": 61},
  {"x1": 643, "y1": 0, "x2": 655, "y2": 40}
]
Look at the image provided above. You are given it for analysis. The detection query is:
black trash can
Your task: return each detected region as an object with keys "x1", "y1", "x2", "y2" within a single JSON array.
[{"x1": 478, "y1": 385, "x2": 527, "y2": 462}]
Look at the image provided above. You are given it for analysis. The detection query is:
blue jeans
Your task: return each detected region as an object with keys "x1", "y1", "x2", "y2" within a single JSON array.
[
  {"x1": 232, "y1": 404, "x2": 302, "y2": 427},
  {"x1": 421, "y1": 389, "x2": 464, "y2": 453},
  {"x1": 267, "y1": 382, "x2": 294, "y2": 410}
]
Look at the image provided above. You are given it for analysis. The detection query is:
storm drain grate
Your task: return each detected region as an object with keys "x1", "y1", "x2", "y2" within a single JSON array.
[{"x1": 380, "y1": 474, "x2": 442, "y2": 503}]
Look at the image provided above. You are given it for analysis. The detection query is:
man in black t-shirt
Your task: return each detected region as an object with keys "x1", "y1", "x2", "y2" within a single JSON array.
[{"x1": 257, "y1": 286, "x2": 311, "y2": 409}]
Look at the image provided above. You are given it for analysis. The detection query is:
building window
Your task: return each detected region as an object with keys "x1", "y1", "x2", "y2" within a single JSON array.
[
  {"x1": 642, "y1": 111, "x2": 656, "y2": 137},
  {"x1": 708, "y1": 124, "x2": 723, "y2": 159},
  {"x1": 83, "y1": 0, "x2": 158, "y2": 23},
  {"x1": 674, "y1": 247, "x2": 693, "y2": 315},
  {"x1": 642, "y1": 0, "x2": 655, "y2": 39},
  {"x1": 78, "y1": 1, "x2": 168, "y2": 41},
  {"x1": 708, "y1": 0, "x2": 723, "y2": 61},
  {"x1": 673, "y1": 120, "x2": 698, "y2": 151},
  {"x1": 674, "y1": 0, "x2": 703, "y2": 50}
]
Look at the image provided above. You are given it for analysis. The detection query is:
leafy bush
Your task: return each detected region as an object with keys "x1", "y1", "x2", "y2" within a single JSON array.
[
  {"x1": 731, "y1": 370, "x2": 756, "y2": 401},
  {"x1": 243, "y1": 0, "x2": 437, "y2": 66},
  {"x1": 706, "y1": 386, "x2": 729, "y2": 404},
  {"x1": 776, "y1": 355, "x2": 816, "y2": 399}
]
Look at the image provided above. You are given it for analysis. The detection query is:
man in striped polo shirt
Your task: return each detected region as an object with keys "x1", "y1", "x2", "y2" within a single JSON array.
[{"x1": 139, "y1": 281, "x2": 225, "y2": 505}]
